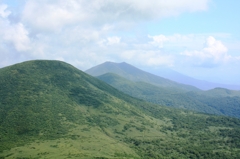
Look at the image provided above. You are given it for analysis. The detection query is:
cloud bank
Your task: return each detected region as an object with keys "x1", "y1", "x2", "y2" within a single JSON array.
[
  {"x1": 181, "y1": 36, "x2": 231, "y2": 67},
  {"x1": 0, "y1": 0, "x2": 239, "y2": 77},
  {"x1": 0, "y1": 0, "x2": 211, "y2": 68},
  {"x1": 21, "y1": 0, "x2": 209, "y2": 31}
]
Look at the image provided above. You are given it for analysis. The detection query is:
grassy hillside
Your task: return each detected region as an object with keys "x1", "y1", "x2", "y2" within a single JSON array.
[
  {"x1": 98, "y1": 73, "x2": 240, "y2": 118},
  {"x1": 1, "y1": 60, "x2": 240, "y2": 158},
  {"x1": 97, "y1": 73, "x2": 217, "y2": 114},
  {"x1": 86, "y1": 61, "x2": 199, "y2": 92}
]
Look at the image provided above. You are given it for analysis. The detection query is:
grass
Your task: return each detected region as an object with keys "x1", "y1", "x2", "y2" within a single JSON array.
[
  {"x1": 1, "y1": 60, "x2": 240, "y2": 158},
  {"x1": 0, "y1": 104, "x2": 157, "y2": 159}
]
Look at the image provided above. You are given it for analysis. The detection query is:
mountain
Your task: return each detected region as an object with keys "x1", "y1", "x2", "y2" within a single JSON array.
[
  {"x1": 86, "y1": 61, "x2": 240, "y2": 118},
  {"x1": 201, "y1": 87, "x2": 240, "y2": 97},
  {"x1": 150, "y1": 67, "x2": 240, "y2": 90},
  {"x1": 97, "y1": 73, "x2": 217, "y2": 114},
  {"x1": 86, "y1": 61, "x2": 199, "y2": 92},
  {"x1": 97, "y1": 73, "x2": 240, "y2": 118},
  {"x1": 186, "y1": 89, "x2": 240, "y2": 118},
  {"x1": 1, "y1": 60, "x2": 240, "y2": 158}
]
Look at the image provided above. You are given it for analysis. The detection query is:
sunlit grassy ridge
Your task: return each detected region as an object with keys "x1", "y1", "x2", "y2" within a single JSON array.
[{"x1": 0, "y1": 60, "x2": 240, "y2": 158}]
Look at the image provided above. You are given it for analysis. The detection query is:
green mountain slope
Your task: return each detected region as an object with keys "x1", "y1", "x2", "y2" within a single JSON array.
[
  {"x1": 200, "y1": 87, "x2": 240, "y2": 97},
  {"x1": 97, "y1": 73, "x2": 240, "y2": 118},
  {"x1": 1, "y1": 60, "x2": 240, "y2": 158},
  {"x1": 186, "y1": 91, "x2": 240, "y2": 118},
  {"x1": 97, "y1": 73, "x2": 218, "y2": 114},
  {"x1": 86, "y1": 61, "x2": 199, "y2": 92}
]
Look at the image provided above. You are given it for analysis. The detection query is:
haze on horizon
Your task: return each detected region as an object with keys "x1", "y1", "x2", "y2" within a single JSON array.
[{"x1": 0, "y1": 0, "x2": 240, "y2": 85}]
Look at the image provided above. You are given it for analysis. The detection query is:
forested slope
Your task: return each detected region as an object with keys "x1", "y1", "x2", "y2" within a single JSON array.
[
  {"x1": 97, "y1": 73, "x2": 240, "y2": 119},
  {"x1": 0, "y1": 60, "x2": 240, "y2": 158}
]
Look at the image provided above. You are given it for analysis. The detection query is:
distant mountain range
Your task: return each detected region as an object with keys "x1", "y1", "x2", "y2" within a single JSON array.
[
  {"x1": 150, "y1": 67, "x2": 240, "y2": 90},
  {"x1": 86, "y1": 61, "x2": 240, "y2": 118},
  {"x1": 86, "y1": 61, "x2": 240, "y2": 90},
  {"x1": 1, "y1": 60, "x2": 240, "y2": 158}
]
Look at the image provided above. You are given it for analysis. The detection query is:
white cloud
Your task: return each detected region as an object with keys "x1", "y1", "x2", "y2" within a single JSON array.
[
  {"x1": 148, "y1": 34, "x2": 240, "y2": 68},
  {"x1": 98, "y1": 36, "x2": 121, "y2": 47},
  {"x1": 0, "y1": 4, "x2": 11, "y2": 18},
  {"x1": 3, "y1": 23, "x2": 31, "y2": 52},
  {"x1": 121, "y1": 50, "x2": 174, "y2": 67},
  {"x1": 21, "y1": 0, "x2": 210, "y2": 31},
  {"x1": 2, "y1": 1, "x2": 240, "y2": 85},
  {"x1": 1, "y1": 0, "x2": 210, "y2": 65},
  {"x1": 148, "y1": 35, "x2": 169, "y2": 48},
  {"x1": 0, "y1": 5, "x2": 30, "y2": 52},
  {"x1": 148, "y1": 34, "x2": 205, "y2": 49},
  {"x1": 128, "y1": 0, "x2": 208, "y2": 18},
  {"x1": 3, "y1": 0, "x2": 232, "y2": 71},
  {"x1": 107, "y1": 36, "x2": 121, "y2": 45},
  {"x1": 22, "y1": 0, "x2": 86, "y2": 31},
  {"x1": 181, "y1": 36, "x2": 231, "y2": 66},
  {"x1": 146, "y1": 54, "x2": 174, "y2": 66},
  {"x1": 203, "y1": 36, "x2": 229, "y2": 61}
]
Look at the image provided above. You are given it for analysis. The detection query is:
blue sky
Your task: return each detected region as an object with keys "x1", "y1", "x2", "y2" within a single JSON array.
[
  {"x1": 146, "y1": 1, "x2": 240, "y2": 36},
  {"x1": 0, "y1": 0, "x2": 240, "y2": 85}
]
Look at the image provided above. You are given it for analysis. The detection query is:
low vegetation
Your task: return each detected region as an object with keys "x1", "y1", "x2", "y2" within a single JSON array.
[
  {"x1": 0, "y1": 60, "x2": 240, "y2": 158},
  {"x1": 97, "y1": 73, "x2": 240, "y2": 118}
]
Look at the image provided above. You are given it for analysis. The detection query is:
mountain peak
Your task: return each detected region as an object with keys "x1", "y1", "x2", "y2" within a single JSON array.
[
  {"x1": 119, "y1": 61, "x2": 129, "y2": 65},
  {"x1": 102, "y1": 61, "x2": 129, "y2": 65},
  {"x1": 86, "y1": 61, "x2": 199, "y2": 91}
]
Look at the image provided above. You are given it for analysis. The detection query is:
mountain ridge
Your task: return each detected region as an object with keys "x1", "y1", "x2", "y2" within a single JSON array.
[
  {"x1": 86, "y1": 61, "x2": 199, "y2": 92},
  {"x1": 97, "y1": 72, "x2": 240, "y2": 118},
  {"x1": 97, "y1": 73, "x2": 217, "y2": 113}
]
